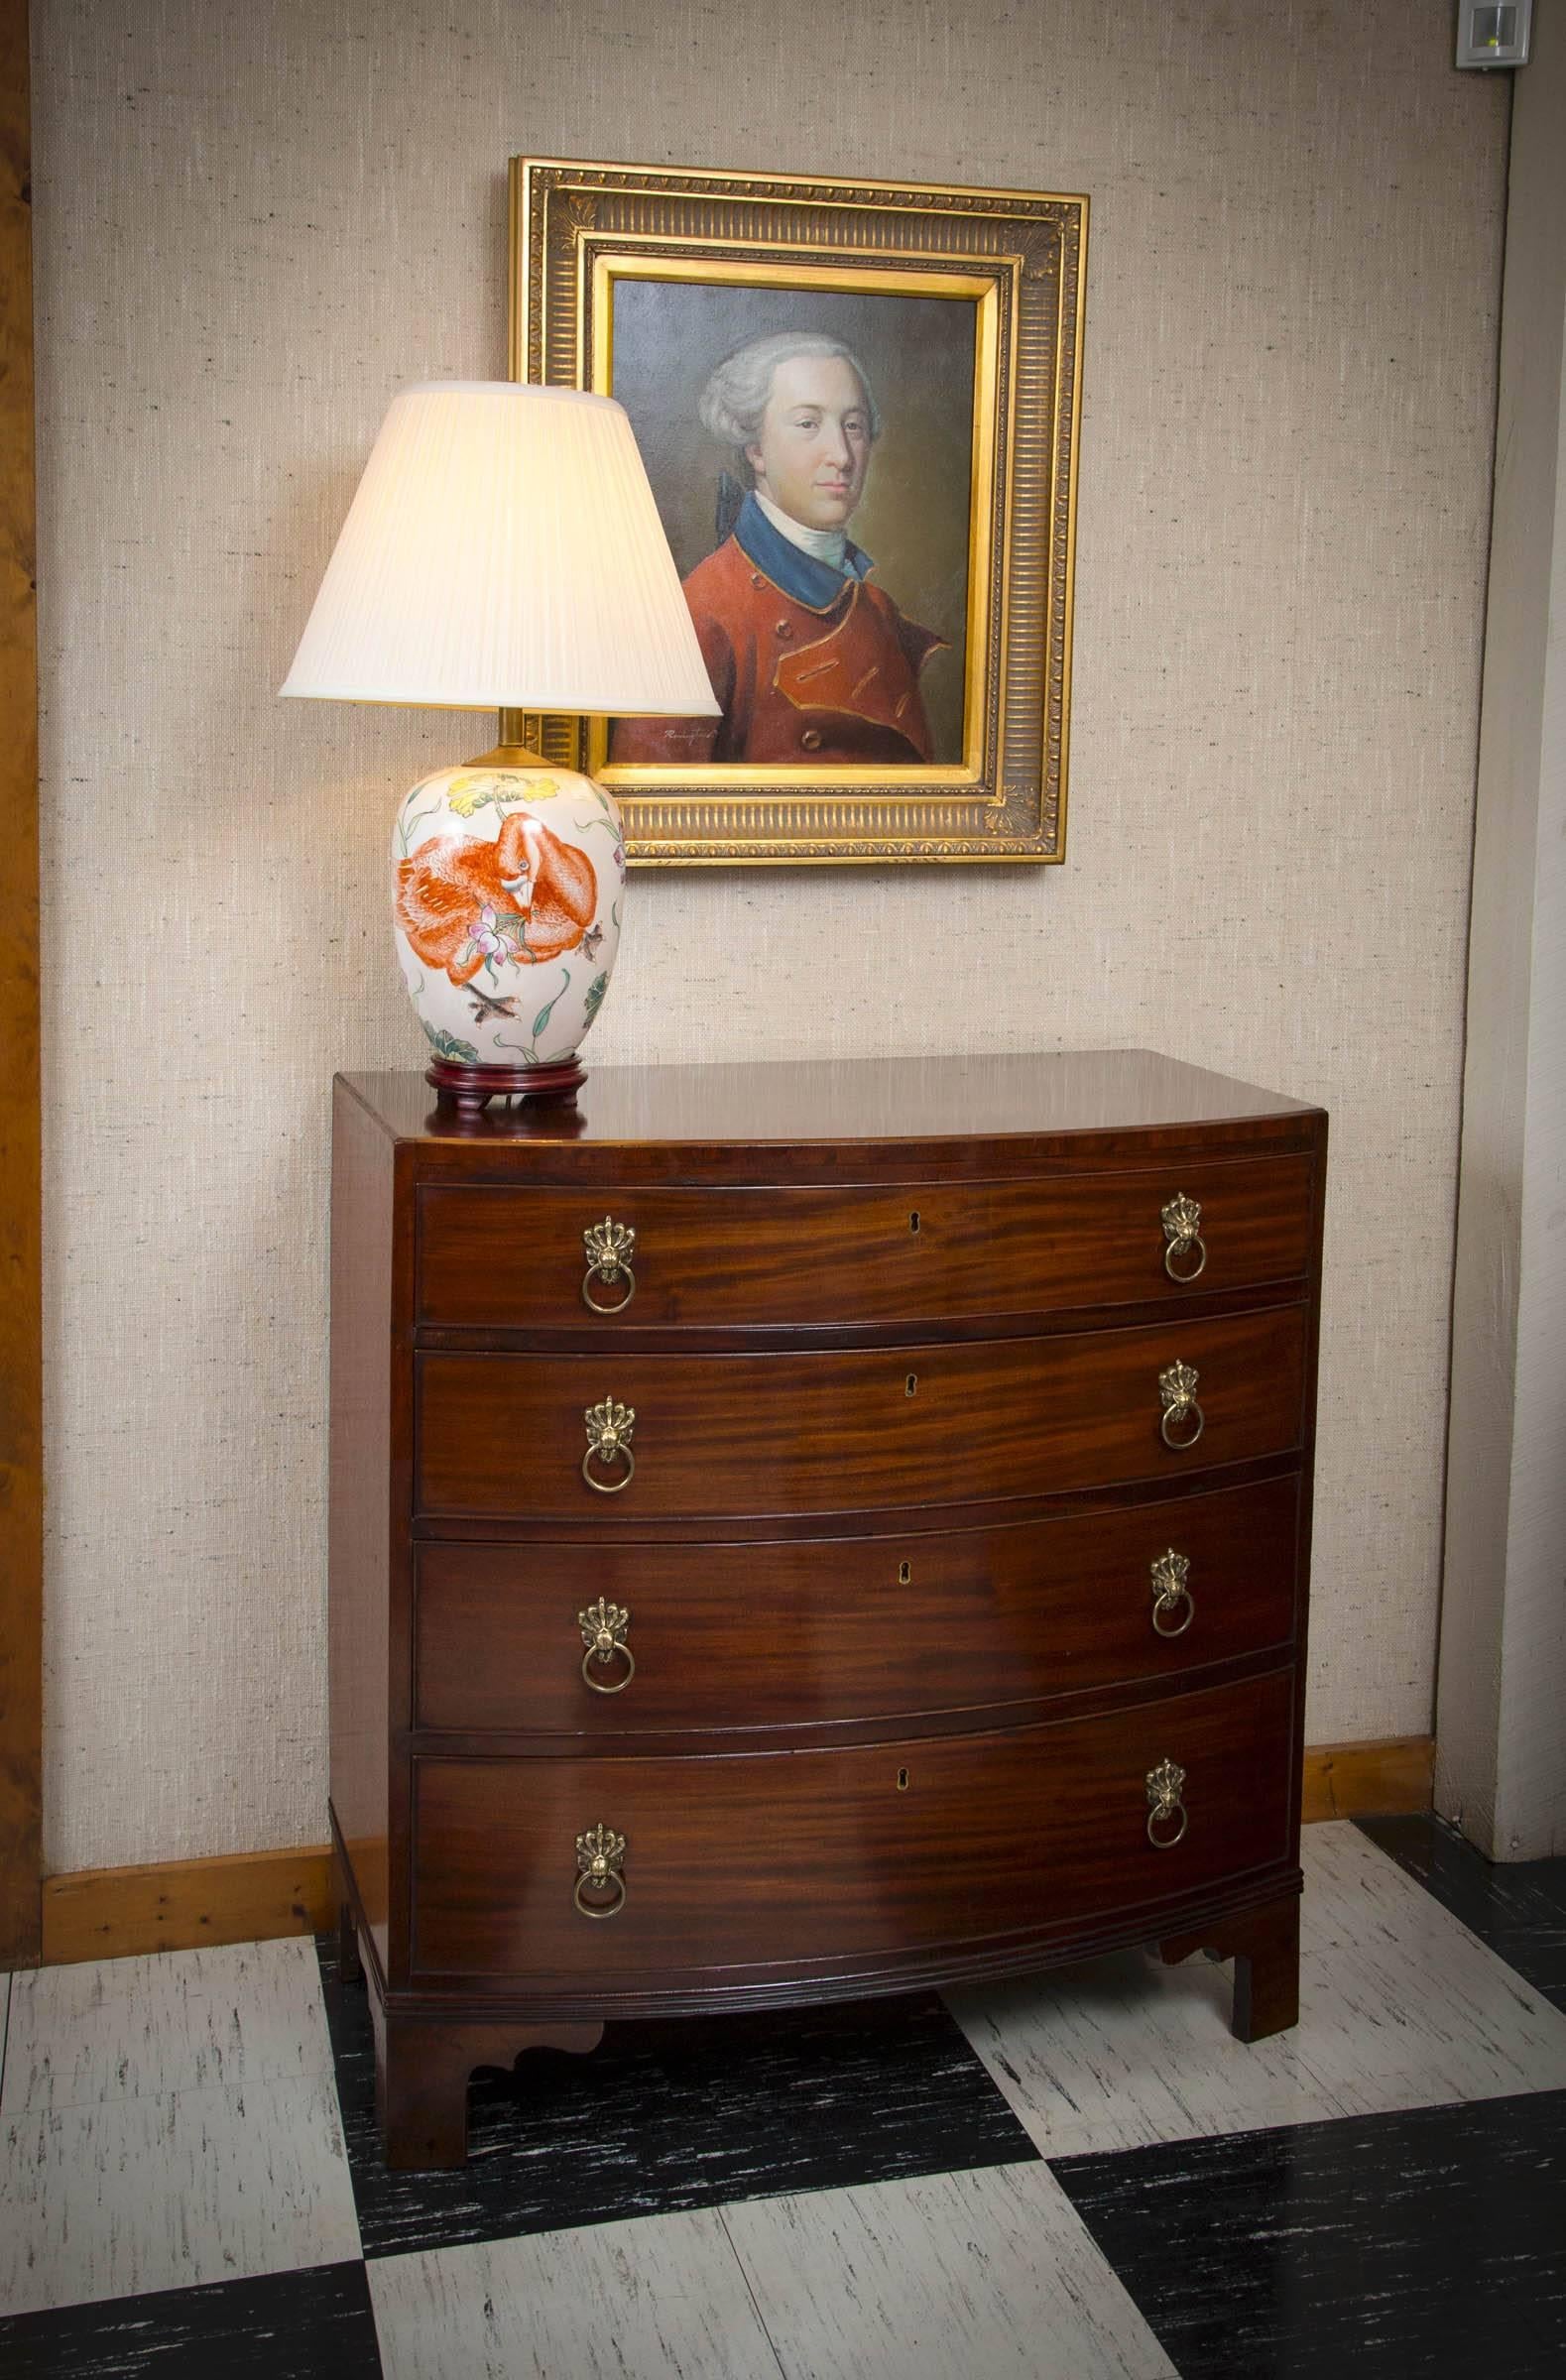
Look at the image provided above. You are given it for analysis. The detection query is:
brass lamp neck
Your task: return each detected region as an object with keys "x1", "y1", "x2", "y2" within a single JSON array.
[{"x1": 461, "y1": 740, "x2": 548, "y2": 769}]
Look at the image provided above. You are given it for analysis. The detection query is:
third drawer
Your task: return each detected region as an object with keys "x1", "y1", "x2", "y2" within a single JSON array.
[{"x1": 414, "y1": 1473, "x2": 1301, "y2": 1734}]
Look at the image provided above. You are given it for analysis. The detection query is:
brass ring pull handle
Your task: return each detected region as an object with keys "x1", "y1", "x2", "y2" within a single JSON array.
[
  {"x1": 582, "y1": 1446, "x2": 635, "y2": 1493},
  {"x1": 1161, "y1": 1192, "x2": 1207, "y2": 1283},
  {"x1": 1146, "y1": 1758, "x2": 1188, "y2": 1848},
  {"x1": 582, "y1": 1217, "x2": 637, "y2": 1314},
  {"x1": 579, "y1": 1597, "x2": 635, "y2": 1693},
  {"x1": 582, "y1": 1642, "x2": 635, "y2": 1690},
  {"x1": 1158, "y1": 1361, "x2": 1205, "y2": 1451},
  {"x1": 574, "y1": 1869, "x2": 627, "y2": 1918},
  {"x1": 583, "y1": 1396, "x2": 636, "y2": 1494},
  {"x1": 574, "y1": 1822, "x2": 627, "y2": 1919},
  {"x1": 1148, "y1": 1549, "x2": 1195, "y2": 1638}
]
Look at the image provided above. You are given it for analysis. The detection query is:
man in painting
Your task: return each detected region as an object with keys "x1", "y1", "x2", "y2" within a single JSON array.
[{"x1": 610, "y1": 331, "x2": 946, "y2": 766}]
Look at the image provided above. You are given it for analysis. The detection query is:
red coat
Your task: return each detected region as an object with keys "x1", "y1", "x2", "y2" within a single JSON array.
[{"x1": 611, "y1": 534, "x2": 945, "y2": 766}]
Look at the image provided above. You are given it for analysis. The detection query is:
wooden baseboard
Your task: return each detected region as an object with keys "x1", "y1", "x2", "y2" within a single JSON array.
[
  {"x1": 1300, "y1": 1733, "x2": 1435, "y2": 1825},
  {"x1": 33, "y1": 1736, "x2": 1435, "y2": 1967},
  {"x1": 41, "y1": 1844, "x2": 335, "y2": 1967}
]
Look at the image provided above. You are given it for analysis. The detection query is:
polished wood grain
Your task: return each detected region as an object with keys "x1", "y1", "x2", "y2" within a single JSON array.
[
  {"x1": 417, "y1": 1155, "x2": 1313, "y2": 1334},
  {"x1": 416, "y1": 1306, "x2": 1308, "y2": 1523},
  {"x1": 330, "y1": 1057, "x2": 1326, "y2": 2163},
  {"x1": 27, "y1": 1733, "x2": 1412, "y2": 1970},
  {"x1": 328, "y1": 1082, "x2": 401, "y2": 1977},
  {"x1": 0, "y1": 0, "x2": 41, "y2": 1969},
  {"x1": 410, "y1": 1669, "x2": 1295, "y2": 1982},
  {"x1": 413, "y1": 1474, "x2": 1300, "y2": 1736},
  {"x1": 348, "y1": 1049, "x2": 1321, "y2": 1177}
]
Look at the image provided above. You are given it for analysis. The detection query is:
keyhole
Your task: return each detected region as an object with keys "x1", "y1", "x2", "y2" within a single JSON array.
[
  {"x1": 897, "y1": 1767, "x2": 910, "y2": 1792},
  {"x1": 905, "y1": 1372, "x2": 917, "y2": 1397},
  {"x1": 908, "y1": 1210, "x2": 920, "y2": 1235},
  {"x1": 898, "y1": 1560, "x2": 911, "y2": 1585}
]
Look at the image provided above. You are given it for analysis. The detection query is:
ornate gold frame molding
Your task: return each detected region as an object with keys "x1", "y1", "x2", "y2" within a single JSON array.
[{"x1": 509, "y1": 157, "x2": 1088, "y2": 866}]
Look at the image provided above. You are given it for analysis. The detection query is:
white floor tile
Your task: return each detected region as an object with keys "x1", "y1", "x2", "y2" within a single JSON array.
[
  {"x1": 1291, "y1": 1821, "x2": 1566, "y2": 2114},
  {"x1": 0, "y1": 1938, "x2": 334, "y2": 2117},
  {"x1": 946, "y1": 1942, "x2": 1335, "y2": 2160},
  {"x1": 945, "y1": 1822, "x2": 1566, "y2": 2160},
  {"x1": 0, "y1": 2068, "x2": 361, "y2": 2318},
  {"x1": 721, "y1": 2161, "x2": 1177, "y2": 2380},
  {"x1": 368, "y1": 2205, "x2": 782, "y2": 2380}
]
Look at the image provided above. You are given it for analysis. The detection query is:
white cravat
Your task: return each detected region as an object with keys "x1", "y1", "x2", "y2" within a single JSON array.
[{"x1": 754, "y1": 489, "x2": 850, "y2": 572}]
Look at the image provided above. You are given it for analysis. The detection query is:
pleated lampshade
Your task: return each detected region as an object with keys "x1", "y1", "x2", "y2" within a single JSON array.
[{"x1": 280, "y1": 381, "x2": 719, "y2": 717}]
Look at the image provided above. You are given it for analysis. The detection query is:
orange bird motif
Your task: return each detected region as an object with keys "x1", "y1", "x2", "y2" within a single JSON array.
[{"x1": 396, "y1": 813, "x2": 597, "y2": 987}]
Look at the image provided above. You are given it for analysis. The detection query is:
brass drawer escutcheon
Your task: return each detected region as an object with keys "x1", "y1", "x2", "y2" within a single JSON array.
[
  {"x1": 1161, "y1": 1192, "x2": 1207, "y2": 1282},
  {"x1": 1145, "y1": 1757, "x2": 1188, "y2": 1847},
  {"x1": 1149, "y1": 1549, "x2": 1195, "y2": 1637},
  {"x1": 1158, "y1": 1360, "x2": 1205, "y2": 1450},
  {"x1": 582, "y1": 1216, "x2": 637, "y2": 1314},
  {"x1": 574, "y1": 1822, "x2": 627, "y2": 1918},
  {"x1": 583, "y1": 1396, "x2": 636, "y2": 1492},
  {"x1": 578, "y1": 1596, "x2": 634, "y2": 1692}
]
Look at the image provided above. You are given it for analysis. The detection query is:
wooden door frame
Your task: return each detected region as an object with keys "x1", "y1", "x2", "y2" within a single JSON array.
[{"x1": 0, "y1": 0, "x2": 42, "y2": 1969}]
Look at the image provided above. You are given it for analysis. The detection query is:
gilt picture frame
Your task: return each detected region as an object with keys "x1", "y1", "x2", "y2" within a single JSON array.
[{"x1": 508, "y1": 157, "x2": 1087, "y2": 866}]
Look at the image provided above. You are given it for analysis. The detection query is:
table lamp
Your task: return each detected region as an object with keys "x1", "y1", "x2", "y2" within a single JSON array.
[{"x1": 281, "y1": 381, "x2": 719, "y2": 1108}]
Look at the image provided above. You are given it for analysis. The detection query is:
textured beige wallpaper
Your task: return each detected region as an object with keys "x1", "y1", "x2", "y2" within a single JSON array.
[{"x1": 32, "y1": 0, "x2": 1508, "y2": 1870}]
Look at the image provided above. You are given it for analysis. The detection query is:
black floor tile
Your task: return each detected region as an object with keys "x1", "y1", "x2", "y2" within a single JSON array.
[
  {"x1": 0, "y1": 2263, "x2": 382, "y2": 2379},
  {"x1": 1358, "y1": 1813, "x2": 1566, "y2": 2010},
  {"x1": 1052, "y1": 2086, "x2": 1566, "y2": 2379},
  {"x1": 316, "y1": 1937, "x2": 1036, "y2": 2259}
]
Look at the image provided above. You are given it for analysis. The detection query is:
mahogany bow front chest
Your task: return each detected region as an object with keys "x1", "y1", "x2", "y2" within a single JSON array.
[{"x1": 329, "y1": 1051, "x2": 1327, "y2": 2168}]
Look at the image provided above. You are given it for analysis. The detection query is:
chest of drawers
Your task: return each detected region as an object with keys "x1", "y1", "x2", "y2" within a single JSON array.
[{"x1": 329, "y1": 1051, "x2": 1327, "y2": 2168}]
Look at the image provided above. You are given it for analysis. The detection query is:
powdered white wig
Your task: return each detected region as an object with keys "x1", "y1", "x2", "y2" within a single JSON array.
[{"x1": 698, "y1": 332, "x2": 882, "y2": 456}]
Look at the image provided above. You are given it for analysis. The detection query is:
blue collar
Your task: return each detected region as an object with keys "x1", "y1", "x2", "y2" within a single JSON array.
[{"x1": 733, "y1": 490, "x2": 872, "y2": 612}]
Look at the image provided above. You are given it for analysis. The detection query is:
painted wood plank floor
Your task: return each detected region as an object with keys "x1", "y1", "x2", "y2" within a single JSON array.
[{"x1": 1, "y1": 1819, "x2": 1563, "y2": 2376}]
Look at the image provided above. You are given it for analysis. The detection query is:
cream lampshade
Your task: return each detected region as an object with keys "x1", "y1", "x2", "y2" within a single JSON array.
[{"x1": 283, "y1": 381, "x2": 718, "y2": 1108}]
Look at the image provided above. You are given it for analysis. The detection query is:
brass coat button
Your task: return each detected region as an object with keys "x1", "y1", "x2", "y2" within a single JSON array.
[
  {"x1": 750, "y1": 572, "x2": 765, "y2": 588},
  {"x1": 800, "y1": 727, "x2": 823, "y2": 751},
  {"x1": 776, "y1": 620, "x2": 793, "y2": 639}
]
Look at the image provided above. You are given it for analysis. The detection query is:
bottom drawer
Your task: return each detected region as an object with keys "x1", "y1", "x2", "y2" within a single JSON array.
[{"x1": 411, "y1": 1670, "x2": 1295, "y2": 1981}]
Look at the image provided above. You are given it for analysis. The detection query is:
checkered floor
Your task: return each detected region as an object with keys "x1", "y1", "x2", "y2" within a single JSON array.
[{"x1": 3, "y1": 1817, "x2": 1564, "y2": 2376}]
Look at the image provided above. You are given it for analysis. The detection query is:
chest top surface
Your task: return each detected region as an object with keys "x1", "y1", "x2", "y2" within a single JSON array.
[{"x1": 339, "y1": 1049, "x2": 1323, "y2": 1176}]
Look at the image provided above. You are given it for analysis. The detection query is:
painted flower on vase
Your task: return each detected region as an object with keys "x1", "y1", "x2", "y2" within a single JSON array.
[
  {"x1": 464, "y1": 903, "x2": 524, "y2": 973},
  {"x1": 445, "y1": 769, "x2": 560, "y2": 818}
]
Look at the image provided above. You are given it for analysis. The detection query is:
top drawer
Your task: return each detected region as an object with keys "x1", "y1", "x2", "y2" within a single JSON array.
[{"x1": 416, "y1": 1155, "x2": 1314, "y2": 1334}]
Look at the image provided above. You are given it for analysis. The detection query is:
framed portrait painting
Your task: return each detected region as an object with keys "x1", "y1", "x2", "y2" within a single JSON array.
[{"x1": 509, "y1": 158, "x2": 1087, "y2": 865}]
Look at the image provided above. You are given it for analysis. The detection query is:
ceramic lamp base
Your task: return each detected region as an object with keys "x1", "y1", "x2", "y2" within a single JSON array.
[
  {"x1": 393, "y1": 750, "x2": 626, "y2": 1090},
  {"x1": 425, "y1": 1055, "x2": 585, "y2": 1113}
]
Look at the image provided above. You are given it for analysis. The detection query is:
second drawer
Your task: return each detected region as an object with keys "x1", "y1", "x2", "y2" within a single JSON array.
[
  {"x1": 415, "y1": 1307, "x2": 1308, "y2": 1521},
  {"x1": 414, "y1": 1473, "x2": 1301, "y2": 1733}
]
